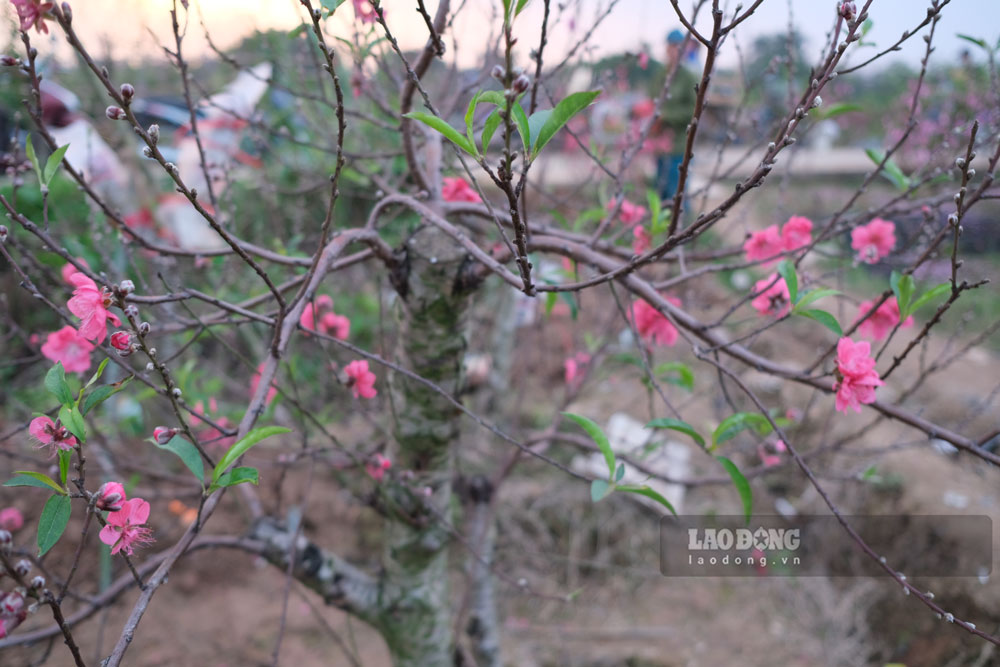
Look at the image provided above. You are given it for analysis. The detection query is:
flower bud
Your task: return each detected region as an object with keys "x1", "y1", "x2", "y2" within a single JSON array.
[
  {"x1": 0, "y1": 225, "x2": 7, "y2": 242},
  {"x1": 0, "y1": 530, "x2": 10, "y2": 546},
  {"x1": 838, "y1": 1, "x2": 856, "y2": 20},
  {"x1": 120, "y1": 83, "x2": 135, "y2": 102},
  {"x1": 171, "y1": 387, "x2": 182, "y2": 397},
  {"x1": 512, "y1": 73, "x2": 530, "y2": 94},
  {"x1": 138, "y1": 322, "x2": 150, "y2": 336},
  {"x1": 490, "y1": 65, "x2": 504, "y2": 80},
  {"x1": 30, "y1": 575, "x2": 45, "y2": 589},
  {"x1": 153, "y1": 426, "x2": 177, "y2": 445},
  {"x1": 95, "y1": 481, "x2": 126, "y2": 511},
  {"x1": 2, "y1": 591, "x2": 23, "y2": 615},
  {"x1": 61, "y1": 2, "x2": 72, "y2": 23},
  {"x1": 110, "y1": 331, "x2": 131, "y2": 351},
  {"x1": 0, "y1": 56, "x2": 17, "y2": 67},
  {"x1": 106, "y1": 106, "x2": 127, "y2": 121},
  {"x1": 142, "y1": 146, "x2": 154, "y2": 158},
  {"x1": 148, "y1": 124, "x2": 160, "y2": 145},
  {"x1": 14, "y1": 560, "x2": 30, "y2": 577},
  {"x1": 123, "y1": 304, "x2": 139, "y2": 319},
  {"x1": 119, "y1": 279, "x2": 135, "y2": 294}
]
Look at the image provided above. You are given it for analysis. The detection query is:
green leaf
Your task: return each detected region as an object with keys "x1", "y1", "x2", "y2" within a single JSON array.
[
  {"x1": 616, "y1": 485, "x2": 677, "y2": 516},
  {"x1": 654, "y1": 361, "x2": 694, "y2": 391},
  {"x1": 81, "y1": 376, "x2": 133, "y2": 416},
  {"x1": 865, "y1": 148, "x2": 910, "y2": 191},
  {"x1": 58, "y1": 449, "x2": 72, "y2": 487},
  {"x1": 319, "y1": 0, "x2": 346, "y2": 14},
  {"x1": 37, "y1": 494, "x2": 72, "y2": 557},
  {"x1": 58, "y1": 405, "x2": 86, "y2": 443},
  {"x1": 81, "y1": 358, "x2": 109, "y2": 395},
  {"x1": 45, "y1": 362, "x2": 74, "y2": 407},
  {"x1": 716, "y1": 456, "x2": 753, "y2": 524},
  {"x1": 527, "y1": 109, "x2": 552, "y2": 151},
  {"x1": 6, "y1": 473, "x2": 66, "y2": 494},
  {"x1": 590, "y1": 479, "x2": 611, "y2": 502},
  {"x1": 544, "y1": 292, "x2": 558, "y2": 316},
  {"x1": 777, "y1": 260, "x2": 798, "y2": 305},
  {"x1": 907, "y1": 282, "x2": 950, "y2": 315},
  {"x1": 464, "y1": 91, "x2": 481, "y2": 153},
  {"x1": 792, "y1": 288, "x2": 840, "y2": 311},
  {"x1": 889, "y1": 271, "x2": 915, "y2": 316},
  {"x1": 514, "y1": 0, "x2": 530, "y2": 16},
  {"x1": 615, "y1": 462, "x2": 625, "y2": 482},
  {"x1": 563, "y1": 412, "x2": 615, "y2": 478},
  {"x1": 212, "y1": 426, "x2": 291, "y2": 484},
  {"x1": 712, "y1": 413, "x2": 772, "y2": 448},
  {"x1": 210, "y1": 466, "x2": 259, "y2": 492},
  {"x1": 796, "y1": 309, "x2": 842, "y2": 335},
  {"x1": 531, "y1": 90, "x2": 601, "y2": 158},
  {"x1": 43, "y1": 144, "x2": 69, "y2": 186},
  {"x1": 816, "y1": 102, "x2": 863, "y2": 120},
  {"x1": 25, "y1": 135, "x2": 43, "y2": 187},
  {"x1": 646, "y1": 417, "x2": 705, "y2": 448},
  {"x1": 481, "y1": 109, "x2": 502, "y2": 152},
  {"x1": 511, "y1": 102, "x2": 531, "y2": 152},
  {"x1": 156, "y1": 435, "x2": 205, "y2": 485},
  {"x1": 403, "y1": 111, "x2": 476, "y2": 156},
  {"x1": 956, "y1": 33, "x2": 988, "y2": 50}
]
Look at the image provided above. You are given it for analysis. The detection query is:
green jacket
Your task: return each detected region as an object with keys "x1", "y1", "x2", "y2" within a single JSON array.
[{"x1": 649, "y1": 61, "x2": 698, "y2": 140}]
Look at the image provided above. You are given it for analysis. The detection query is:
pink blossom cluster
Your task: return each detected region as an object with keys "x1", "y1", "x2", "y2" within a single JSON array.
[
  {"x1": 97, "y1": 482, "x2": 154, "y2": 556},
  {"x1": 352, "y1": 0, "x2": 379, "y2": 24},
  {"x1": 365, "y1": 453, "x2": 391, "y2": 482},
  {"x1": 851, "y1": 218, "x2": 896, "y2": 264},
  {"x1": 743, "y1": 216, "x2": 813, "y2": 265},
  {"x1": 344, "y1": 360, "x2": 377, "y2": 399},
  {"x1": 607, "y1": 198, "x2": 647, "y2": 227},
  {"x1": 855, "y1": 297, "x2": 913, "y2": 340},
  {"x1": 299, "y1": 294, "x2": 351, "y2": 340},
  {"x1": 441, "y1": 177, "x2": 481, "y2": 203},
  {"x1": 29, "y1": 416, "x2": 77, "y2": 457},
  {"x1": 758, "y1": 440, "x2": 787, "y2": 468},
  {"x1": 563, "y1": 352, "x2": 591, "y2": 388},
  {"x1": 751, "y1": 274, "x2": 791, "y2": 317},
  {"x1": 833, "y1": 338, "x2": 884, "y2": 413},
  {"x1": 629, "y1": 296, "x2": 680, "y2": 347}
]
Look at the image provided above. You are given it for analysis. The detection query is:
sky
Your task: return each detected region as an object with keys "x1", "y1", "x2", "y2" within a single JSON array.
[{"x1": 4, "y1": 0, "x2": 998, "y2": 73}]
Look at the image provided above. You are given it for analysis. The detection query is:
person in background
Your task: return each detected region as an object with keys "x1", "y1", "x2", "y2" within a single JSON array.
[{"x1": 650, "y1": 29, "x2": 697, "y2": 206}]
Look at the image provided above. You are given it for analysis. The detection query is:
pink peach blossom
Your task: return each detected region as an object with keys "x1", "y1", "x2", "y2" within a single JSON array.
[
  {"x1": 60, "y1": 258, "x2": 88, "y2": 284},
  {"x1": 833, "y1": 337, "x2": 884, "y2": 413},
  {"x1": 29, "y1": 416, "x2": 77, "y2": 456},
  {"x1": 563, "y1": 352, "x2": 591, "y2": 387},
  {"x1": 67, "y1": 272, "x2": 120, "y2": 343},
  {"x1": 365, "y1": 453, "x2": 391, "y2": 481},
  {"x1": 250, "y1": 362, "x2": 278, "y2": 406},
  {"x1": 0, "y1": 508, "x2": 24, "y2": 532},
  {"x1": 608, "y1": 198, "x2": 647, "y2": 227},
  {"x1": 750, "y1": 274, "x2": 790, "y2": 317},
  {"x1": 300, "y1": 295, "x2": 334, "y2": 332},
  {"x1": 851, "y1": 218, "x2": 896, "y2": 264},
  {"x1": 441, "y1": 177, "x2": 481, "y2": 203},
  {"x1": 40, "y1": 326, "x2": 95, "y2": 373},
  {"x1": 781, "y1": 216, "x2": 813, "y2": 251},
  {"x1": 11, "y1": 0, "x2": 54, "y2": 34},
  {"x1": 345, "y1": 360, "x2": 377, "y2": 399},
  {"x1": 632, "y1": 225, "x2": 652, "y2": 254},
  {"x1": 757, "y1": 445, "x2": 781, "y2": 468},
  {"x1": 855, "y1": 297, "x2": 914, "y2": 341},
  {"x1": 629, "y1": 296, "x2": 680, "y2": 346},
  {"x1": 99, "y1": 498, "x2": 154, "y2": 556},
  {"x1": 743, "y1": 225, "x2": 783, "y2": 265}
]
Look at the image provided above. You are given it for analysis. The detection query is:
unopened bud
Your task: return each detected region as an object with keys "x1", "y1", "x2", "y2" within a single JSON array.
[
  {"x1": 171, "y1": 387, "x2": 181, "y2": 397},
  {"x1": 0, "y1": 55, "x2": 17, "y2": 67},
  {"x1": 148, "y1": 124, "x2": 160, "y2": 145},
  {"x1": 838, "y1": 1, "x2": 856, "y2": 21},
  {"x1": 142, "y1": 146, "x2": 153, "y2": 158},
  {"x1": 123, "y1": 304, "x2": 139, "y2": 319},
  {"x1": 110, "y1": 331, "x2": 131, "y2": 351},
  {"x1": 490, "y1": 65, "x2": 504, "y2": 80},
  {"x1": 153, "y1": 426, "x2": 177, "y2": 445},
  {"x1": 61, "y1": 2, "x2": 72, "y2": 22},
  {"x1": 145, "y1": 362, "x2": 154, "y2": 372},
  {"x1": 14, "y1": 560, "x2": 30, "y2": 577},
  {"x1": 30, "y1": 575, "x2": 45, "y2": 589},
  {"x1": 95, "y1": 481, "x2": 126, "y2": 511},
  {"x1": 0, "y1": 530, "x2": 10, "y2": 545},
  {"x1": 119, "y1": 279, "x2": 135, "y2": 294},
  {"x1": 120, "y1": 83, "x2": 135, "y2": 102},
  {"x1": 105, "y1": 106, "x2": 127, "y2": 121},
  {"x1": 512, "y1": 73, "x2": 530, "y2": 94},
  {"x1": 138, "y1": 321, "x2": 150, "y2": 335},
  {"x1": 0, "y1": 225, "x2": 7, "y2": 242}
]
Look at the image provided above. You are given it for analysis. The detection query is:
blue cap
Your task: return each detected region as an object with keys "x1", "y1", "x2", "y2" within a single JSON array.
[{"x1": 667, "y1": 29, "x2": 685, "y2": 44}]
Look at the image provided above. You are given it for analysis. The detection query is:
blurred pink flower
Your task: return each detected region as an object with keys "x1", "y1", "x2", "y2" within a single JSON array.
[
  {"x1": 833, "y1": 337, "x2": 884, "y2": 413},
  {"x1": 99, "y1": 498, "x2": 154, "y2": 556},
  {"x1": 851, "y1": 218, "x2": 896, "y2": 264},
  {"x1": 250, "y1": 362, "x2": 278, "y2": 405},
  {"x1": 192, "y1": 398, "x2": 236, "y2": 450},
  {"x1": 781, "y1": 216, "x2": 812, "y2": 251},
  {"x1": 300, "y1": 295, "x2": 351, "y2": 340},
  {"x1": 60, "y1": 259, "x2": 88, "y2": 284},
  {"x1": 67, "y1": 272, "x2": 120, "y2": 343},
  {"x1": 352, "y1": 0, "x2": 379, "y2": 23},
  {"x1": 608, "y1": 198, "x2": 647, "y2": 227},
  {"x1": 29, "y1": 416, "x2": 77, "y2": 456},
  {"x1": 345, "y1": 360, "x2": 377, "y2": 399},
  {"x1": 41, "y1": 326, "x2": 94, "y2": 373},
  {"x1": 632, "y1": 225, "x2": 652, "y2": 254},
  {"x1": 442, "y1": 177, "x2": 481, "y2": 203},
  {"x1": 563, "y1": 352, "x2": 591, "y2": 387},
  {"x1": 11, "y1": 0, "x2": 54, "y2": 34},
  {"x1": 743, "y1": 225, "x2": 783, "y2": 265},
  {"x1": 638, "y1": 51, "x2": 649, "y2": 70},
  {"x1": 629, "y1": 296, "x2": 680, "y2": 346},
  {"x1": 750, "y1": 274, "x2": 790, "y2": 317},
  {"x1": 365, "y1": 453, "x2": 391, "y2": 481},
  {"x1": 855, "y1": 297, "x2": 913, "y2": 341},
  {"x1": 757, "y1": 445, "x2": 781, "y2": 468},
  {"x1": 0, "y1": 508, "x2": 24, "y2": 532}
]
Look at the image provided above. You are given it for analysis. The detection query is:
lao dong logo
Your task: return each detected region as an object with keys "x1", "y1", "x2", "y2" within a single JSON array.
[{"x1": 688, "y1": 527, "x2": 801, "y2": 552}]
